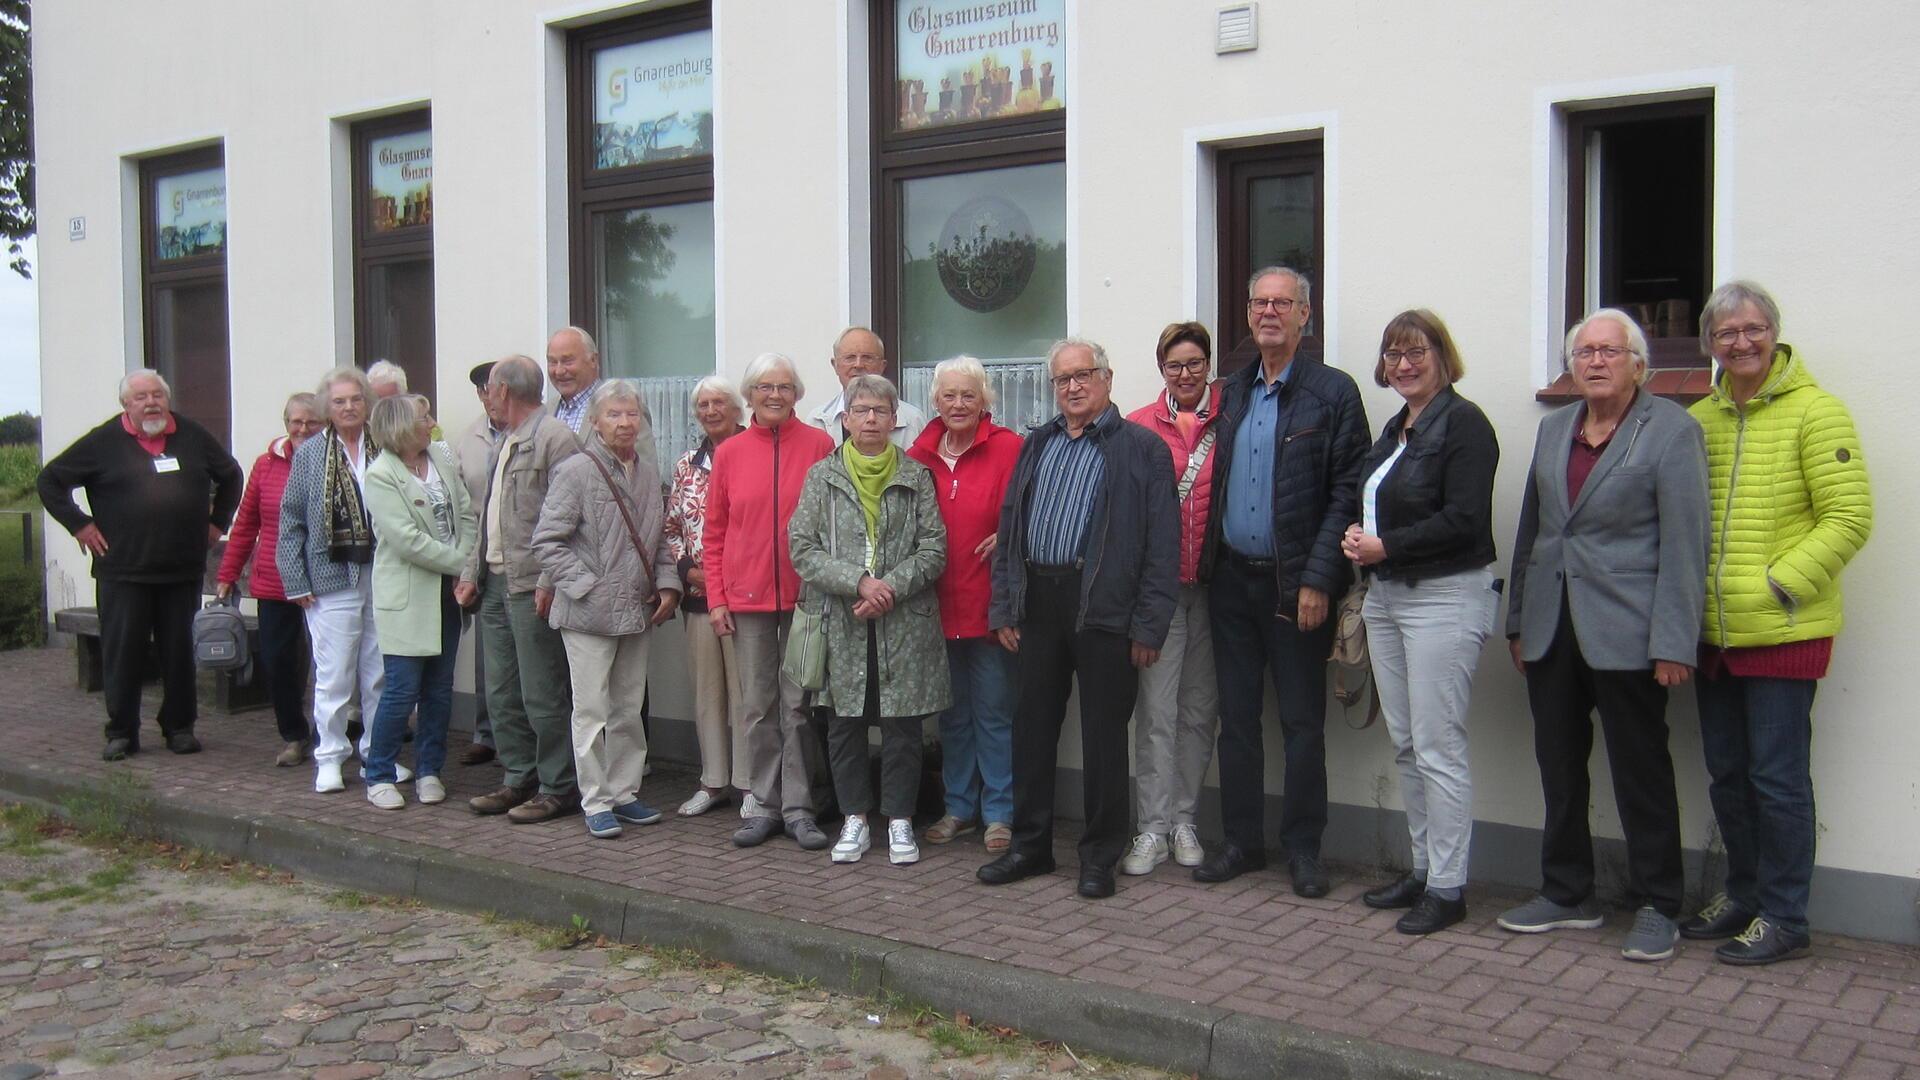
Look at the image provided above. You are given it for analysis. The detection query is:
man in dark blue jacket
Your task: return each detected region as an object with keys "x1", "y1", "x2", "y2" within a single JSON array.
[
  {"x1": 1198, "y1": 267, "x2": 1369, "y2": 896},
  {"x1": 982, "y1": 337, "x2": 1179, "y2": 900}
]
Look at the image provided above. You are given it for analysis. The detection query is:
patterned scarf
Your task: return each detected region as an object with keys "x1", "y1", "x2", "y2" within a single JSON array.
[{"x1": 323, "y1": 427, "x2": 377, "y2": 564}]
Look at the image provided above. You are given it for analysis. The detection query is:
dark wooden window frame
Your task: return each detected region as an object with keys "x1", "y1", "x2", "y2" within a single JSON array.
[
  {"x1": 139, "y1": 144, "x2": 230, "y2": 445},
  {"x1": 1214, "y1": 139, "x2": 1326, "y2": 377},
  {"x1": 1547, "y1": 95, "x2": 1715, "y2": 403},
  {"x1": 350, "y1": 108, "x2": 436, "y2": 400},
  {"x1": 869, "y1": 0, "x2": 1066, "y2": 362},
  {"x1": 566, "y1": 5, "x2": 715, "y2": 338}
]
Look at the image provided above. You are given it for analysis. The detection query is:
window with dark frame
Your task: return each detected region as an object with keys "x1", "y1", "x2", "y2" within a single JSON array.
[
  {"x1": 873, "y1": 0, "x2": 1066, "y2": 428},
  {"x1": 140, "y1": 145, "x2": 231, "y2": 447},
  {"x1": 1547, "y1": 95, "x2": 1714, "y2": 402},
  {"x1": 567, "y1": 5, "x2": 716, "y2": 383},
  {"x1": 1215, "y1": 140, "x2": 1325, "y2": 378},
  {"x1": 352, "y1": 109, "x2": 436, "y2": 405}
]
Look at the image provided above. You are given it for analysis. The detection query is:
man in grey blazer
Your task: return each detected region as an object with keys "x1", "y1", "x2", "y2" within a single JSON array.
[{"x1": 1500, "y1": 309, "x2": 1710, "y2": 963}]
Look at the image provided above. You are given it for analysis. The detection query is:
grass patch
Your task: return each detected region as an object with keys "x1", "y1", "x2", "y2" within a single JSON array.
[
  {"x1": 210, "y1": 1034, "x2": 262, "y2": 1060},
  {"x1": 79, "y1": 1046, "x2": 122, "y2": 1067},
  {"x1": 0, "y1": 802, "x2": 56, "y2": 855},
  {"x1": 11, "y1": 858, "x2": 139, "y2": 905},
  {"x1": 58, "y1": 771, "x2": 155, "y2": 843},
  {"x1": 123, "y1": 1016, "x2": 191, "y2": 1043}
]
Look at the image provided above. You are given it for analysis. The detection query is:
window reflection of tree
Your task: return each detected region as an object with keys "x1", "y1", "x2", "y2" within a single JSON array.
[{"x1": 601, "y1": 210, "x2": 679, "y2": 320}]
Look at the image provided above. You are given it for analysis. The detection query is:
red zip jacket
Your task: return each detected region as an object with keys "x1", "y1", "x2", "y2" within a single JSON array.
[
  {"x1": 906, "y1": 415, "x2": 1023, "y2": 639},
  {"x1": 1127, "y1": 384, "x2": 1221, "y2": 585},
  {"x1": 703, "y1": 415, "x2": 834, "y2": 614},
  {"x1": 216, "y1": 436, "x2": 296, "y2": 601}
]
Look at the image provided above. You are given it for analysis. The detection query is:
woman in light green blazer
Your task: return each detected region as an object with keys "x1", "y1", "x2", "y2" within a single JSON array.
[{"x1": 361, "y1": 394, "x2": 477, "y2": 811}]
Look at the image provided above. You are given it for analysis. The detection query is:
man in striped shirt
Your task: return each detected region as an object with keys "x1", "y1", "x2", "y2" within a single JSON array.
[{"x1": 980, "y1": 338, "x2": 1180, "y2": 900}]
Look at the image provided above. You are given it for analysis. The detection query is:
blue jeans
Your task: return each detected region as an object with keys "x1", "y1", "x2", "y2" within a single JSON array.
[
  {"x1": 365, "y1": 586, "x2": 460, "y2": 785},
  {"x1": 940, "y1": 636, "x2": 1017, "y2": 825},
  {"x1": 1696, "y1": 673, "x2": 1818, "y2": 933}
]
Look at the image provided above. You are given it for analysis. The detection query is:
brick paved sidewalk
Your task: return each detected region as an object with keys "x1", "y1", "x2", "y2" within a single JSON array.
[{"x1": 4, "y1": 646, "x2": 1916, "y2": 1079}]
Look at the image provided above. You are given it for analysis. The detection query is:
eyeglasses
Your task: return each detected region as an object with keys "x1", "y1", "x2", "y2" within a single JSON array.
[
  {"x1": 1710, "y1": 324, "x2": 1772, "y2": 347},
  {"x1": 750, "y1": 383, "x2": 798, "y2": 397},
  {"x1": 1569, "y1": 345, "x2": 1636, "y2": 362},
  {"x1": 1050, "y1": 368, "x2": 1105, "y2": 390},
  {"x1": 847, "y1": 404, "x2": 895, "y2": 419},
  {"x1": 1248, "y1": 297, "x2": 1299, "y2": 313},
  {"x1": 1161, "y1": 358, "x2": 1209, "y2": 376},
  {"x1": 1381, "y1": 347, "x2": 1431, "y2": 366}
]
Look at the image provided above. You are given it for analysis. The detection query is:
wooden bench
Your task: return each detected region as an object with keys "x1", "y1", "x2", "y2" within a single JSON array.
[{"x1": 54, "y1": 605, "x2": 270, "y2": 713}]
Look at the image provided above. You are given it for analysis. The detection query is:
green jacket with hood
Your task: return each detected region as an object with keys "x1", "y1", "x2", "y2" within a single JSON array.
[{"x1": 1689, "y1": 345, "x2": 1871, "y2": 648}]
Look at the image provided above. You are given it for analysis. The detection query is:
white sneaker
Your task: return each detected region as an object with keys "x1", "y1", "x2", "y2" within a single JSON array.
[
  {"x1": 366, "y1": 783, "x2": 404, "y2": 810},
  {"x1": 831, "y1": 817, "x2": 870, "y2": 864},
  {"x1": 887, "y1": 818, "x2": 920, "y2": 866},
  {"x1": 1171, "y1": 824, "x2": 1204, "y2": 867},
  {"x1": 315, "y1": 762, "x2": 345, "y2": 794},
  {"x1": 395, "y1": 763, "x2": 413, "y2": 783},
  {"x1": 416, "y1": 776, "x2": 446, "y2": 804},
  {"x1": 740, "y1": 792, "x2": 764, "y2": 820},
  {"x1": 678, "y1": 789, "x2": 725, "y2": 816},
  {"x1": 1119, "y1": 832, "x2": 1169, "y2": 875}
]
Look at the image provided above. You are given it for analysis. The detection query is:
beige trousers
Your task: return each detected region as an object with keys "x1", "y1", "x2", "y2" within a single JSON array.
[
  {"x1": 560, "y1": 629, "x2": 653, "y2": 817},
  {"x1": 685, "y1": 612, "x2": 750, "y2": 790}
]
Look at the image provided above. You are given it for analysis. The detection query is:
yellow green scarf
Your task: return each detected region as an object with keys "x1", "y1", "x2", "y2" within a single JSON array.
[{"x1": 842, "y1": 438, "x2": 899, "y2": 557}]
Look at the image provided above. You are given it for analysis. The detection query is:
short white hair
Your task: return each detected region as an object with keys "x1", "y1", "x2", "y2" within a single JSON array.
[
  {"x1": 1046, "y1": 337, "x2": 1110, "y2": 374},
  {"x1": 930, "y1": 355, "x2": 995, "y2": 409},
  {"x1": 554, "y1": 325, "x2": 598, "y2": 356},
  {"x1": 366, "y1": 360, "x2": 408, "y2": 392},
  {"x1": 586, "y1": 378, "x2": 645, "y2": 425},
  {"x1": 1565, "y1": 308, "x2": 1652, "y2": 385},
  {"x1": 118, "y1": 369, "x2": 170, "y2": 404},
  {"x1": 689, "y1": 375, "x2": 745, "y2": 416},
  {"x1": 741, "y1": 352, "x2": 804, "y2": 400}
]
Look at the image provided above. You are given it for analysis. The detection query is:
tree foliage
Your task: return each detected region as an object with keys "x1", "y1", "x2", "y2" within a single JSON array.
[
  {"x1": 0, "y1": 0, "x2": 31, "y2": 279},
  {"x1": 0, "y1": 411, "x2": 38, "y2": 446}
]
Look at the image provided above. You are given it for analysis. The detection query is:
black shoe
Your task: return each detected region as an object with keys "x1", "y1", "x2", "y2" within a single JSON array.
[
  {"x1": 1679, "y1": 893, "x2": 1755, "y2": 940},
  {"x1": 1714, "y1": 918, "x2": 1811, "y2": 966},
  {"x1": 1363, "y1": 874, "x2": 1426, "y2": 910},
  {"x1": 1396, "y1": 892, "x2": 1466, "y2": 935},
  {"x1": 1288, "y1": 853, "x2": 1330, "y2": 898},
  {"x1": 102, "y1": 737, "x2": 136, "y2": 762},
  {"x1": 165, "y1": 731, "x2": 202, "y2": 755},
  {"x1": 977, "y1": 850, "x2": 1056, "y2": 886},
  {"x1": 1193, "y1": 843, "x2": 1267, "y2": 884},
  {"x1": 1077, "y1": 864, "x2": 1116, "y2": 899}
]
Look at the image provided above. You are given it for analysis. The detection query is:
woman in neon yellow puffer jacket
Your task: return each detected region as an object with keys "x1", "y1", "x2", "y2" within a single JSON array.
[{"x1": 1680, "y1": 281, "x2": 1871, "y2": 968}]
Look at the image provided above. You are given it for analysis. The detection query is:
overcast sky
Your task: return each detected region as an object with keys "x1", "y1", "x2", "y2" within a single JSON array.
[{"x1": 0, "y1": 236, "x2": 40, "y2": 417}]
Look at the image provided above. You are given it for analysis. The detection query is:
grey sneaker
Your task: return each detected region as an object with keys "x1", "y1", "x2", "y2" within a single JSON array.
[
  {"x1": 1496, "y1": 894, "x2": 1605, "y2": 933},
  {"x1": 732, "y1": 816, "x2": 781, "y2": 848},
  {"x1": 1620, "y1": 905, "x2": 1679, "y2": 962},
  {"x1": 790, "y1": 816, "x2": 831, "y2": 851},
  {"x1": 1119, "y1": 832, "x2": 1168, "y2": 875}
]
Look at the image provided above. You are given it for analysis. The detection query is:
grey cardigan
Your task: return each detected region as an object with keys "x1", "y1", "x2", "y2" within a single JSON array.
[
  {"x1": 532, "y1": 436, "x2": 681, "y2": 637},
  {"x1": 1506, "y1": 390, "x2": 1710, "y2": 670},
  {"x1": 276, "y1": 432, "x2": 373, "y2": 600}
]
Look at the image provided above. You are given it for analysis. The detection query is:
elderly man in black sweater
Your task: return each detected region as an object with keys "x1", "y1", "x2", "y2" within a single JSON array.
[{"x1": 39, "y1": 369, "x2": 243, "y2": 760}]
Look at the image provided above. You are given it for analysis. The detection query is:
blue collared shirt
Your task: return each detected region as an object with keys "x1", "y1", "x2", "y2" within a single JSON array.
[
  {"x1": 1023, "y1": 408, "x2": 1113, "y2": 567},
  {"x1": 552, "y1": 378, "x2": 602, "y2": 434},
  {"x1": 1222, "y1": 363, "x2": 1293, "y2": 557}
]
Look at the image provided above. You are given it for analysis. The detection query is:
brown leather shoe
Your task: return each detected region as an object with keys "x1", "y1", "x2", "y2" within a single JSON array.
[
  {"x1": 460, "y1": 742, "x2": 497, "y2": 766},
  {"x1": 275, "y1": 741, "x2": 309, "y2": 768},
  {"x1": 469, "y1": 784, "x2": 536, "y2": 816},
  {"x1": 507, "y1": 792, "x2": 581, "y2": 824}
]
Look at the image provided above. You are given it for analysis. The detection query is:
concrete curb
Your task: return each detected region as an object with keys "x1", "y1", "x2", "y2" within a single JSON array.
[{"x1": 0, "y1": 759, "x2": 1536, "y2": 1080}]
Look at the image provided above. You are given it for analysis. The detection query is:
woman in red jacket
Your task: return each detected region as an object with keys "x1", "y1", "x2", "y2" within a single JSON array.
[
  {"x1": 1120, "y1": 323, "x2": 1222, "y2": 876},
  {"x1": 905, "y1": 357, "x2": 1023, "y2": 854},
  {"x1": 216, "y1": 393, "x2": 325, "y2": 766},
  {"x1": 704, "y1": 353, "x2": 837, "y2": 851}
]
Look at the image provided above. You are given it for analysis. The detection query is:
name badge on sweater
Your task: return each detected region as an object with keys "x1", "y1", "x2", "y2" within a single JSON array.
[{"x1": 153, "y1": 455, "x2": 180, "y2": 473}]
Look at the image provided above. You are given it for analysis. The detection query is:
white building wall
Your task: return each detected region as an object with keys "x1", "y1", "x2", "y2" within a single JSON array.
[{"x1": 33, "y1": 1, "x2": 1920, "y2": 931}]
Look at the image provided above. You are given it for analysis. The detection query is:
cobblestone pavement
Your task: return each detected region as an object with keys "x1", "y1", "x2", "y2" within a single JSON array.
[
  {"x1": 0, "y1": 824, "x2": 1176, "y2": 1080},
  {"x1": 4, "y1": 645, "x2": 1920, "y2": 1080}
]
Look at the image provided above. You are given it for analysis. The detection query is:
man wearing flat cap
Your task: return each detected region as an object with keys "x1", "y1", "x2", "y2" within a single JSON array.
[{"x1": 452, "y1": 358, "x2": 509, "y2": 765}]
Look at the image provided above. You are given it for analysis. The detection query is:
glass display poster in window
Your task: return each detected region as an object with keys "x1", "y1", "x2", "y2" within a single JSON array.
[
  {"x1": 899, "y1": 163, "x2": 1065, "y2": 367},
  {"x1": 593, "y1": 29, "x2": 714, "y2": 169},
  {"x1": 153, "y1": 166, "x2": 226, "y2": 261},
  {"x1": 894, "y1": 0, "x2": 1064, "y2": 131},
  {"x1": 367, "y1": 128, "x2": 433, "y2": 233}
]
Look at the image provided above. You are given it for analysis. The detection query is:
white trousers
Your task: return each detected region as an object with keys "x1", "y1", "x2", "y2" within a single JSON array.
[
  {"x1": 304, "y1": 574, "x2": 382, "y2": 768},
  {"x1": 1362, "y1": 566, "x2": 1498, "y2": 891},
  {"x1": 1131, "y1": 584, "x2": 1219, "y2": 834},
  {"x1": 561, "y1": 629, "x2": 653, "y2": 817}
]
